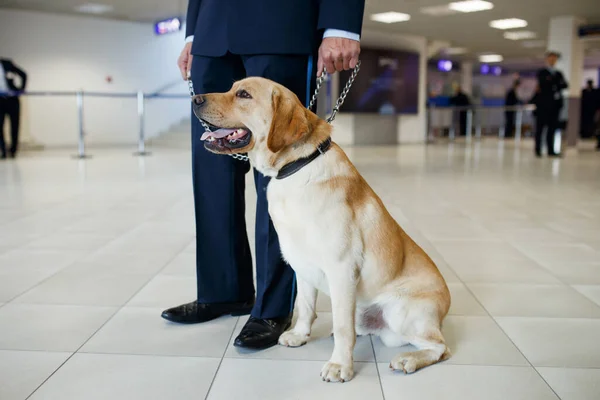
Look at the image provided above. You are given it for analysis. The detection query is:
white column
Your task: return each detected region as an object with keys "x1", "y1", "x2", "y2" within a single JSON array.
[
  {"x1": 397, "y1": 35, "x2": 428, "y2": 143},
  {"x1": 547, "y1": 15, "x2": 585, "y2": 147},
  {"x1": 461, "y1": 62, "x2": 473, "y2": 96}
]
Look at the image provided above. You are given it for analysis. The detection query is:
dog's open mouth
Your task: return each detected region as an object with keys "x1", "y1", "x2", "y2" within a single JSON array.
[{"x1": 200, "y1": 127, "x2": 252, "y2": 152}]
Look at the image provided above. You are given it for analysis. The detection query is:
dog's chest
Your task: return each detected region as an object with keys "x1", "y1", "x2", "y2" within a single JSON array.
[{"x1": 267, "y1": 183, "x2": 343, "y2": 293}]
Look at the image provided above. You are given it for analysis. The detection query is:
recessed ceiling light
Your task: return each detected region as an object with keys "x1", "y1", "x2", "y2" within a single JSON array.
[
  {"x1": 75, "y1": 3, "x2": 114, "y2": 14},
  {"x1": 420, "y1": 5, "x2": 458, "y2": 17},
  {"x1": 449, "y1": 1, "x2": 494, "y2": 13},
  {"x1": 479, "y1": 54, "x2": 503, "y2": 63},
  {"x1": 503, "y1": 31, "x2": 537, "y2": 40},
  {"x1": 522, "y1": 40, "x2": 546, "y2": 48},
  {"x1": 444, "y1": 47, "x2": 469, "y2": 55},
  {"x1": 489, "y1": 18, "x2": 528, "y2": 30},
  {"x1": 370, "y1": 12, "x2": 411, "y2": 24}
]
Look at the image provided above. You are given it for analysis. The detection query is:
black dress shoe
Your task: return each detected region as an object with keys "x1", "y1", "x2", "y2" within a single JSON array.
[
  {"x1": 233, "y1": 316, "x2": 292, "y2": 350},
  {"x1": 548, "y1": 153, "x2": 562, "y2": 158},
  {"x1": 161, "y1": 300, "x2": 254, "y2": 324}
]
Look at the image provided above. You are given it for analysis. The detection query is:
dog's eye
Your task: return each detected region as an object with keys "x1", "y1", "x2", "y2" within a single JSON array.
[{"x1": 236, "y1": 90, "x2": 252, "y2": 99}]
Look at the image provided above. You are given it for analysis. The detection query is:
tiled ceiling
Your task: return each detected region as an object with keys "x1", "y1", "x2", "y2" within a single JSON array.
[{"x1": 1, "y1": 0, "x2": 599, "y2": 64}]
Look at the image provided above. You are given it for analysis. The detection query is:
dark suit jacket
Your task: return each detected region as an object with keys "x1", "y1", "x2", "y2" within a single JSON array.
[
  {"x1": 450, "y1": 92, "x2": 470, "y2": 108},
  {"x1": 505, "y1": 89, "x2": 519, "y2": 107},
  {"x1": 536, "y1": 67, "x2": 568, "y2": 113},
  {"x1": 186, "y1": 0, "x2": 365, "y2": 56},
  {"x1": 1, "y1": 59, "x2": 27, "y2": 93}
]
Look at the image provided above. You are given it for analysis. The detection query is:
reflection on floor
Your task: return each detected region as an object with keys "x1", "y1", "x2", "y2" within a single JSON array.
[{"x1": 0, "y1": 139, "x2": 599, "y2": 400}]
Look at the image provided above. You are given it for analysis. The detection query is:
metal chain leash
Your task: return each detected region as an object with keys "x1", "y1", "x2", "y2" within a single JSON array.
[
  {"x1": 327, "y1": 60, "x2": 360, "y2": 123},
  {"x1": 187, "y1": 60, "x2": 361, "y2": 163}
]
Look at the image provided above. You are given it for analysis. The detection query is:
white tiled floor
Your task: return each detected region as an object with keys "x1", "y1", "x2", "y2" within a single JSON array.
[{"x1": 1, "y1": 139, "x2": 599, "y2": 399}]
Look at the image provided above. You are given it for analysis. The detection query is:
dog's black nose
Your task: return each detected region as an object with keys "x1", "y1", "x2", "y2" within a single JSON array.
[{"x1": 193, "y1": 95, "x2": 205, "y2": 106}]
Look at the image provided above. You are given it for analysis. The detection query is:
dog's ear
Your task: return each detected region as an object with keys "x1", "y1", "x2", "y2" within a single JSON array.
[{"x1": 267, "y1": 89, "x2": 311, "y2": 153}]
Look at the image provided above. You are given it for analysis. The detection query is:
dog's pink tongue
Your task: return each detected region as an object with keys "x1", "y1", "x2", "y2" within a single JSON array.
[{"x1": 200, "y1": 128, "x2": 237, "y2": 141}]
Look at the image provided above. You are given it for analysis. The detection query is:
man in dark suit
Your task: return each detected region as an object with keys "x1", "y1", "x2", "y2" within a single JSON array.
[
  {"x1": 161, "y1": 0, "x2": 365, "y2": 350},
  {"x1": 0, "y1": 58, "x2": 27, "y2": 159},
  {"x1": 450, "y1": 85, "x2": 471, "y2": 136},
  {"x1": 504, "y1": 79, "x2": 521, "y2": 138},
  {"x1": 535, "y1": 51, "x2": 568, "y2": 157},
  {"x1": 581, "y1": 80, "x2": 599, "y2": 140}
]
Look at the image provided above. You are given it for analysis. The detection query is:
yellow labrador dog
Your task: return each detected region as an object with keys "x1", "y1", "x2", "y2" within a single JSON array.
[{"x1": 193, "y1": 77, "x2": 451, "y2": 383}]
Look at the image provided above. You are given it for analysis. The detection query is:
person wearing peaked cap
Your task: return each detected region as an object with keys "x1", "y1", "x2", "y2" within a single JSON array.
[
  {"x1": 534, "y1": 50, "x2": 568, "y2": 157},
  {"x1": 161, "y1": 0, "x2": 366, "y2": 351}
]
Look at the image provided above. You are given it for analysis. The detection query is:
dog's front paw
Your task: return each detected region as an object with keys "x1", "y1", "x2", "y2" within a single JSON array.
[
  {"x1": 278, "y1": 331, "x2": 309, "y2": 348},
  {"x1": 320, "y1": 361, "x2": 354, "y2": 383}
]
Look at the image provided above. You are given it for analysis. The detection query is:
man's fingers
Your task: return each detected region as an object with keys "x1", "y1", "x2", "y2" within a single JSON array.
[
  {"x1": 343, "y1": 54, "x2": 351, "y2": 71},
  {"x1": 349, "y1": 55, "x2": 359, "y2": 70},
  {"x1": 334, "y1": 57, "x2": 344, "y2": 72},
  {"x1": 317, "y1": 57, "x2": 325, "y2": 77},
  {"x1": 324, "y1": 52, "x2": 336, "y2": 75},
  {"x1": 325, "y1": 58, "x2": 336, "y2": 75},
  {"x1": 186, "y1": 57, "x2": 193, "y2": 77},
  {"x1": 178, "y1": 58, "x2": 187, "y2": 80}
]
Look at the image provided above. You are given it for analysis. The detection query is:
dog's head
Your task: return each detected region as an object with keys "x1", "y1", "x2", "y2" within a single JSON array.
[{"x1": 193, "y1": 77, "x2": 329, "y2": 176}]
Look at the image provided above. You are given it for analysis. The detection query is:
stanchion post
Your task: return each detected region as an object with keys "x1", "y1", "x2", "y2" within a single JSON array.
[
  {"x1": 134, "y1": 90, "x2": 151, "y2": 156},
  {"x1": 515, "y1": 108, "x2": 523, "y2": 143},
  {"x1": 427, "y1": 105, "x2": 434, "y2": 142},
  {"x1": 72, "y1": 90, "x2": 91, "y2": 159},
  {"x1": 449, "y1": 109, "x2": 456, "y2": 140},
  {"x1": 466, "y1": 109, "x2": 473, "y2": 143},
  {"x1": 475, "y1": 108, "x2": 482, "y2": 139}
]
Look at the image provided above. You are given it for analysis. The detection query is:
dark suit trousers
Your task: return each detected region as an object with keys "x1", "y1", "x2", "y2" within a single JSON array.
[
  {"x1": 504, "y1": 111, "x2": 515, "y2": 138},
  {"x1": 190, "y1": 53, "x2": 315, "y2": 319},
  {"x1": 0, "y1": 96, "x2": 20, "y2": 156},
  {"x1": 535, "y1": 109, "x2": 559, "y2": 155}
]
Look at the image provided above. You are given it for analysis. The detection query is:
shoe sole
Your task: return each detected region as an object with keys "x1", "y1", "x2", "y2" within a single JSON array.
[
  {"x1": 233, "y1": 338, "x2": 279, "y2": 350},
  {"x1": 161, "y1": 304, "x2": 253, "y2": 324},
  {"x1": 232, "y1": 321, "x2": 292, "y2": 350}
]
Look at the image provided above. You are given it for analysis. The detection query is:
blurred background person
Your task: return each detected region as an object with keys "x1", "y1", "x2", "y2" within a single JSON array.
[
  {"x1": 0, "y1": 58, "x2": 27, "y2": 159},
  {"x1": 450, "y1": 83, "x2": 471, "y2": 136},
  {"x1": 504, "y1": 79, "x2": 522, "y2": 138},
  {"x1": 581, "y1": 79, "x2": 599, "y2": 140},
  {"x1": 534, "y1": 50, "x2": 568, "y2": 157}
]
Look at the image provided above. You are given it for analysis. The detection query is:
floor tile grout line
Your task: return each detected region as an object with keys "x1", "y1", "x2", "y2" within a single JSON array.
[
  {"x1": 2, "y1": 249, "x2": 99, "y2": 304},
  {"x1": 370, "y1": 335, "x2": 386, "y2": 400},
  {"x1": 427, "y1": 240, "x2": 564, "y2": 400},
  {"x1": 8, "y1": 346, "x2": 599, "y2": 370},
  {"x1": 1, "y1": 212, "x2": 164, "y2": 305},
  {"x1": 3, "y1": 216, "x2": 191, "y2": 307},
  {"x1": 505, "y1": 242, "x2": 600, "y2": 314},
  {"x1": 23, "y1": 247, "x2": 185, "y2": 400},
  {"x1": 204, "y1": 316, "x2": 242, "y2": 400},
  {"x1": 401, "y1": 217, "x2": 565, "y2": 398}
]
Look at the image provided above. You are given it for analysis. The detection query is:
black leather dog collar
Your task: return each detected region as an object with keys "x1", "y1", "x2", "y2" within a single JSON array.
[{"x1": 275, "y1": 137, "x2": 332, "y2": 180}]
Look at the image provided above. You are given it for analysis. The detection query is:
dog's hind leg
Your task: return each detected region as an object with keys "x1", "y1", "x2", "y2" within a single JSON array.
[
  {"x1": 389, "y1": 326, "x2": 450, "y2": 374},
  {"x1": 279, "y1": 277, "x2": 317, "y2": 347}
]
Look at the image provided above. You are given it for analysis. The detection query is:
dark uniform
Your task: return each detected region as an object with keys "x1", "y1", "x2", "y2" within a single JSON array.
[
  {"x1": 450, "y1": 90, "x2": 471, "y2": 136},
  {"x1": 535, "y1": 66, "x2": 568, "y2": 156},
  {"x1": 0, "y1": 59, "x2": 27, "y2": 159},
  {"x1": 504, "y1": 86, "x2": 520, "y2": 137}
]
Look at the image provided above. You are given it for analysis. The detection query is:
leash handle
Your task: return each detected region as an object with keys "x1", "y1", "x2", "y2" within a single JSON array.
[
  {"x1": 307, "y1": 61, "x2": 361, "y2": 123},
  {"x1": 326, "y1": 61, "x2": 360, "y2": 123}
]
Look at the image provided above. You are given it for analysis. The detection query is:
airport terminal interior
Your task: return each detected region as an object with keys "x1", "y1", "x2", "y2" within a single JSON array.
[{"x1": 1, "y1": 1, "x2": 600, "y2": 399}]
